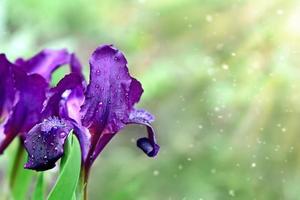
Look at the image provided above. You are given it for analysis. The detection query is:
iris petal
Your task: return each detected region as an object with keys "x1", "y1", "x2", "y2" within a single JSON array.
[
  {"x1": 80, "y1": 45, "x2": 158, "y2": 166},
  {"x1": 0, "y1": 70, "x2": 47, "y2": 153},
  {"x1": 0, "y1": 54, "x2": 16, "y2": 118},
  {"x1": 42, "y1": 73, "x2": 84, "y2": 119},
  {"x1": 15, "y1": 49, "x2": 70, "y2": 82},
  {"x1": 127, "y1": 109, "x2": 159, "y2": 157},
  {"x1": 24, "y1": 117, "x2": 73, "y2": 171},
  {"x1": 15, "y1": 49, "x2": 86, "y2": 85},
  {"x1": 23, "y1": 73, "x2": 89, "y2": 170}
]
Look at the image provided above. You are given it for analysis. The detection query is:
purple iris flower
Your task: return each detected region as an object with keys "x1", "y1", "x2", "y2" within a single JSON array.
[
  {"x1": 20, "y1": 45, "x2": 159, "y2": 173},
  {"x1": 0, "y1": 49, "x2": 82, "y2": 154}
]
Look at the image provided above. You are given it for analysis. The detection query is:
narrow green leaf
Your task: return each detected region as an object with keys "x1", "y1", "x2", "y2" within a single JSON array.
[
  {"x1": 72, "y1": 193, "x2": 77, "y2": 200},
  {"x1": 32, "y1": 173, "x2": 44, "y2": 200},
  {"x1": 47, "y1": 135, "x2": 81, "y2": 200},
  {"x1": 8, "y1": 139, "x2": 34, "y2": 200}
]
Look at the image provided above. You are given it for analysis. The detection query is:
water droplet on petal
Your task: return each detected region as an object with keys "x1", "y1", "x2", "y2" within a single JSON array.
[{"x1": 59, "y1": 132, "x2": 66, "y2": 138}]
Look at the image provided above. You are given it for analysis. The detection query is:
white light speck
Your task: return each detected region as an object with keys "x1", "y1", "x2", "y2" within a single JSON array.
[
  {"x1": 206, "y1": 15, "x2": 213, "y2": 22},
  {"x1": 251, "y1": 162, "x2": 256, "y2": 168},
  {"x1": 153, "y1": 170, "x2": 159, "y2": 176},
  {"x1": 222, "y1": 64, "x2": 229, "y2": 70},
  {"x1": 228, "y1": 190, "x2": 235, "y2": 196},
  {"x1": 277, "y1": 123, "x2": 282, "y2": 127},
  {"x1": 277, "y1": 9, "x2": 284, "y2": 15}
]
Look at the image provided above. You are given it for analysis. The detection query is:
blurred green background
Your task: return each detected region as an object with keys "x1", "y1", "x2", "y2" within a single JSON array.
[{"x1": 1, "y1": 0, "x2": 300, "y2": 199}]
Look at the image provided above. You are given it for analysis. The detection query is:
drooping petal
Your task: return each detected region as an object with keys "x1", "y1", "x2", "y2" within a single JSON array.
[
  {"x1": 127, "y1": 109, "x2": 159, "y2": 157},
  {"x1": 15, "y1": 49, "x2": 70, "y2": 82},
  {"x1": 80, "y1": 45, "x2": 157, "y2": 166},
  {"x1": 24, "y1": 117, "x2": 73, "y2": 171},
  {"x1": 0, "y1": 54, "x2": 16, "y2": 118},
  {"x1": 0, "y1": 70, "x2": 48, "y2": 153}
]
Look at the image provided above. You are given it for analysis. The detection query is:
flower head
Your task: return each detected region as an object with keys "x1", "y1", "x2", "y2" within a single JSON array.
[
  {"x1": 0, "y1": 49, "x2": 84, "y2": 153},
  {"x1": 20, "y1": 44, "x2": 159, "y2": 171}
]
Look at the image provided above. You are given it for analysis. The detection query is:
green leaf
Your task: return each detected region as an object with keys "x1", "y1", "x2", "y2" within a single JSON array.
[
  {"x1": 8, "y1": 140, "x2": 34, "y2": 200},
  {"x1": 47, "y1": 135, "x2": 81, "y2": 200},
  {"x1": 32, "y1": 173, "x2": 44, "y2": 200}
]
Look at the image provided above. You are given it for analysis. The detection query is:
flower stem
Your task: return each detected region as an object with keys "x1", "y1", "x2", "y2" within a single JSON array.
[{"x1": 77, "y1": 168, "x2": 89, "y2": 200}]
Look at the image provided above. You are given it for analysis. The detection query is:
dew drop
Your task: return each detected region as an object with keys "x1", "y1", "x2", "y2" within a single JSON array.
[
  {"x1": 114, "y1": 56, "x2": 119, "y2": 61},
  {"x1": 89, "y1": 155, "x2": 94, "y2": 161},
  {"x1": 96, "y1": 70, "x2": 101, "y2": 75},
  {"x1": 44, "y1": 155, "x2": 48, "y2": 159},
  {"x1": 59, "y1": 132, "x2": 66, "y2": 138}
]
